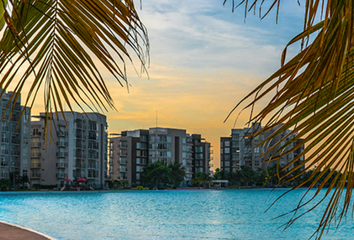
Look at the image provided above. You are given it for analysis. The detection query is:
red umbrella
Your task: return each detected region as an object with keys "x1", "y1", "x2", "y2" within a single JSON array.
[
  {"x1": 77, "y1": 178, "x2": 87, "y2": 182},
  {"x1": 63, "y1": 178, "x2": 71, "y2": 182}
]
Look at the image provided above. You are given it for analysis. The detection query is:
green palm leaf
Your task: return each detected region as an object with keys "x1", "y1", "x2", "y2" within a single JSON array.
[
  {"x1": 0, "y1": 0, "x2": 148, "y2": 126},
  {"x1": 225, "y1": 1, "x2": 354, "y2": 239}
]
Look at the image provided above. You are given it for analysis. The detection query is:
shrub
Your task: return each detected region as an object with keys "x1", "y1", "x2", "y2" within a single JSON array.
[
  {"x1": 157, "y1": 187, "x2": 165, "y2": 190},
  {"x1": 137, "y1": 186, "x2": 143, "y2": 190},
  {"x1": 167, "y1": 188, "x2": 171, "y2": 190}
]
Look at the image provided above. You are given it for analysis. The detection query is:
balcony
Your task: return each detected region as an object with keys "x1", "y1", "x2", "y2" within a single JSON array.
[
  {"x1": 56, "y1": 162, "x2": 68, "y2": 168},
  {"x1": 56, "y1": 141, "x2": 68, "y2": 147},
  {"x1": 75, "y1": 163, "x2": 86, "y2": 169},
  {"x1": 57, "y1": 131, "x2": 67, "y2": 137},
  {"x1": 87, "y1": 164, "x2": 98, "y2": 170},
  {"x1": 56, "y1": 152, "x2": 68, "y2": 158},
  {"x1": 31, "y1": 173, "x2": 41, "y2": 179},
  {"x1": 31, "y1": 142, "x2": 41, "y2": 147},
  {"x1": 31, "y1": 152, "x2": 41, "y2": 158},
  {"x1": 30, "y1": 163, "x2": 41, "y2": 168},
  {"x1": 0, "y1": 161, "x2": 8, "y2": 166},
  {"x1": 56, "y1": 173, "x2": 67, "y2": 179},
  {"x1": 11, "y1": 151, "x2": 20, "y2": 156}
]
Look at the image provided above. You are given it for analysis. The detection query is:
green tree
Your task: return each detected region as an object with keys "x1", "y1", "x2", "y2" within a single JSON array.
[
  {"x1": 113, "y1": 179, "x2": 121, "y2": 190},
  {"x1": 225, "y1": 171, "x2": 239, "y2": 186},
  {"x1": 239, "y1": 165, "x2": 256, "y2": 187},
  {"x1": 192, "y1": 172, "x2": 211, "y2": 188},
  {"x1": 168, "y1": 162, "x2": 185, "y2": 188},
  {"x1": 19, "y1": 175, "x2": 30, "y2": 189},
  {"x1": 213, "y1": 168, "x2": 222, "y2": 180},
  {"x1": 0, "y1": 0, "x2": 148, "y2": 129},
  {"x1": 223, "y1": 1, "x2": 353, "y2": 237},
  {"x1": 0, "y1": 178, "x2": 10, "y2": 191},
  {"x1": 142, "y1": 161, "x2": 170, "y2": 188}
]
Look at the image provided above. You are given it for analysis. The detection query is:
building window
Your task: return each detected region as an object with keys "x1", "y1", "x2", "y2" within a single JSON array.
[
  {"x1": 120, "y1": 157, "x2": 126, "y2": 164},
  {"x1": 167, "y1": 137, "x2": 171, "y2": 143},
  {"x1": 225, "y1": 148, "x2": 230, "y2": 154},
  {"x1": 120, "y1": 141, "x2": 127, "y2": 148},
  {"x1": 136, "y1": 173, "x2": 140, "y2": 180},
  {"x1": 136, "y1": 158, "x2": 141, "y2": 164},
  {"x1": 225, "y1": 141, "x2": 230, "y2": 147},
  {"x1": 225, "y1": 161, "x2": 230, "y2": 167}
]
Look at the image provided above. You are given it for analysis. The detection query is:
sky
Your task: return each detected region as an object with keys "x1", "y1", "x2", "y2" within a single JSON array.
[{"x1": 30, "y1": 0, "x2": 307, "y2": 170}]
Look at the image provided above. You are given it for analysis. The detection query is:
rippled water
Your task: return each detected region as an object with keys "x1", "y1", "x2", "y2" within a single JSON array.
[{"x1": 0, "y1": 189, "x2": 352, "y2": 239}]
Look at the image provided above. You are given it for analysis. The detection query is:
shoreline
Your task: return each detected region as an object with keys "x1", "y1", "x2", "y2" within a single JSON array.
[{"x1": 0, "y1": 187, "x2": 299, "y2": 195}]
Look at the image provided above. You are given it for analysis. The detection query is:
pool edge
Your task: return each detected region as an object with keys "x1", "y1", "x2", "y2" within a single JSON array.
[{"x1": 0, "y1": 220, "x2": 57, "y2": 240}]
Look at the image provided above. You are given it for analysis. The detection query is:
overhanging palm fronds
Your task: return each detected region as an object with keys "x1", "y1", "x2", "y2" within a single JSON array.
[
  {"x1": 224, "y1": 1, "x2": 354, "y2": 239},
  {"x1": 0, "y1": 0, "x2": 148, "y2": 127}
]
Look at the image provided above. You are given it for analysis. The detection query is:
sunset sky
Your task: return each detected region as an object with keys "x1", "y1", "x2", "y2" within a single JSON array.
[{"x1": 30, "y1": 0, "x2": 307, "y2": 169}]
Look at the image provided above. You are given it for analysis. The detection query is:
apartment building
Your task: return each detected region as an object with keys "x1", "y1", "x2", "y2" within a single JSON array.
[
  {"x1": 109, "y1": 127, "x2": 211, "y2": 186},
  {"x1": 109, "y1": 129, "x2": 149, "y2": 186},
  {"x1": 30, "y1": 112, "x2": 108, "y2": 188},
  {"x1": 220, "y1": 123, "x2": 305, "y2": 173},
  {"x1": 0, "y1": 92, "x2": 31, "y2": 183}
]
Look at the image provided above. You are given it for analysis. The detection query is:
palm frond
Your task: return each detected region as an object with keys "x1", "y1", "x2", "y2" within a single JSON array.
[
  {"x1": 225, "y1": 1, "x2": 354, "y2": 239},
  {"x1": 0, "y1": 0, "x2": 149, "y2": 131}
]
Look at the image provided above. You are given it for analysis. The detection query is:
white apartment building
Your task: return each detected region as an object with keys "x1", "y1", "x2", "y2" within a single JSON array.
[{"x1": 0, "y1": 92, "x2": 31, "y2": 184}]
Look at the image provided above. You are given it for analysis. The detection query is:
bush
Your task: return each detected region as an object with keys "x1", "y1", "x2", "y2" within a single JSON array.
[
  {"x1": 149, "y1": 187, "x2": 153, "y2": 190},
  {"x1": 157, "y1": 187, "x2": 165, "y2": 190},
  {"x1": 172, "y1": 186, "x2": 177, "y2": 189},
  {"x1": 167, "y1": 188, "x2": 171, "y2": 190},
  {"x1": 137, "y1": 186, "x2": 143, "y2": 190}
]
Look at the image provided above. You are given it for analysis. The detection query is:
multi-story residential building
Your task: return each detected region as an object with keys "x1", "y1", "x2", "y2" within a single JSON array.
[
  {"x1": 109, "y1": 127, "x2": 211, "y2": 187},
  {"x1": 109, "y1": 129, "x2": 149, "y2": 186},
  {"x1": 30, "y1": 112, "x2": 108, "y2": 188},
  {"x1": 0, "y1": 92, "x2": 31, "y2": 185},
  {"x1": 220, "y1": 123, "x2": 305, "y2": 173}
]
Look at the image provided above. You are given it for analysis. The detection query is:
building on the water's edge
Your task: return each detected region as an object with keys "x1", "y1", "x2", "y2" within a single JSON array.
[
  {"x1": 0, "y1": 92, "x2": 31, "y2": 185},
  {"x1": 30, "y1": 112, "x2": 108, "y2": 189},
  {"x1": 109, "y1": 127, "x2": 212, "y2": 187},
  {"x1": 220, "y1": 123, "x2": 305, "y2": 173}
]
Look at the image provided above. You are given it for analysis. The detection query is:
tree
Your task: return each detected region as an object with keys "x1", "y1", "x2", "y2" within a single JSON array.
[
  {"x1": 113, "y1": 179, "x2": 121, "y2": 190},
  {"x1": 213, "y1": 168, "x2": 223, "y2": 180},
  {"x1": 19, "y1": 175, "x2": 30, "y2": 189},
  {"x1": 0, "y1": 178, "x2": 10, "y2": 191},
  {"x1": 224, "y1": 1, "x2": 353, "y2": 238},
  {"x1": 192, "y1": 172, "x2": 211, "y2": 188},
  {"x1": 0, "y1": 0, "x2": 148, "y2": 130},
  {"x1": 141, "y1": 161, "x2": 170, "y2": 188},
  {"x1": 238, "y1": 165, "x2": 256, "y2": 187},
  {"x1": 168, "y1": 162, "x2": 185, "y2": 188}
]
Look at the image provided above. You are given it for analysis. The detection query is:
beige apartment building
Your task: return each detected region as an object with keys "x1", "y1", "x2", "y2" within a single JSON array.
[{"x1": 30, "y1": 112, "x2": 108, "y2": 188}]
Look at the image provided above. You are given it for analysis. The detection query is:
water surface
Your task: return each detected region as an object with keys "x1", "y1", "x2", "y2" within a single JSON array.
[{"x1": 0, "y1": 189, "x2": 352, "y2": 239}]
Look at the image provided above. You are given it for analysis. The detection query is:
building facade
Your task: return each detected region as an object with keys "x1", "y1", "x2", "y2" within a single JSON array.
[
  {"x1": 0, "y1": 92, "x2": 31, "y2": 185},
  {"x1": 109, "y1": 127, "x2": 211, "y2": 186},
  {"x1": 220, "y1": 123, "x2": 305, "y2": 173},
  {"x1": 30, "y1": 112, "x2": 108, "y2": 188}
]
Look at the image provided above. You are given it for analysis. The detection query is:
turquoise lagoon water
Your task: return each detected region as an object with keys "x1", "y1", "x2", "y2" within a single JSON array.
[{"x1": 0, "y1": 189, "x2": 352, "y2": 239}]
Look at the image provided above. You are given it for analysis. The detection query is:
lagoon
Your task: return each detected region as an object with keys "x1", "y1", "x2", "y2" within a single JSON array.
[{"x1": 0, "y1": 189, "x2": 352, "y2": 239}]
